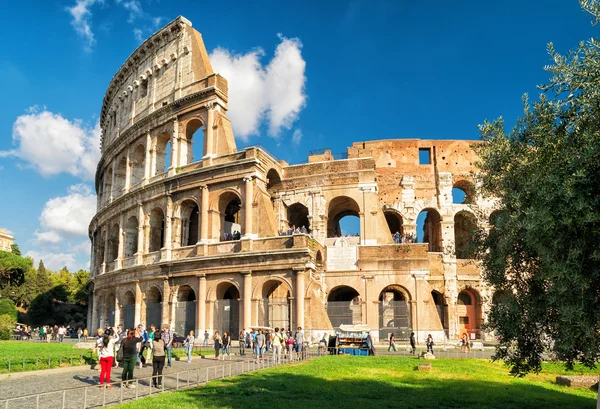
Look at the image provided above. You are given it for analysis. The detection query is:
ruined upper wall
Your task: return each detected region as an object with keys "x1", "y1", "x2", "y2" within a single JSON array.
[{"x1": 99, "y1": 16, "x2": 221, "y2": 152}]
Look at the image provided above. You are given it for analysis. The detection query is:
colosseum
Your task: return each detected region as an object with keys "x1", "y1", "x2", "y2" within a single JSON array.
[{"x1": 88, "y1": 16, "x2": 497, "y2": 344}]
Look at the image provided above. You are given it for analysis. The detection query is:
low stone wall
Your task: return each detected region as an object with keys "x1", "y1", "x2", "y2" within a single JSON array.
[{"x1": 556, "y1": 375, "x2": 599, "y2": 389}]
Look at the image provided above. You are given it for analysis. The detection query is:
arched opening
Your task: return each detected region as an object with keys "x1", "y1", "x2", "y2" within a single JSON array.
[
  {"x1": 175, "y1": 285, "x2": 196, "y2": 336},
  {"x1": 266, "y1": 169, "x2": 282, "y2": 194},
  {"x1": 106, "y1": 293, "x2": 116, "y2": 327},
  {"x1": 122, "y1": 291, "x2": 135, "y2": 330},
  {"x1": 130, "y1": 144, "x2": 145, "y2": 186},
  {"x1": 145, "y1": 286, "x2": 162, "y2": 329},
  {"x1": 155, "y1": 133, "x2": 171, "y2": 176},
  {"x1": 180, "y1": 200, "x2": 199, "y2": 246},
  {"x1": 258, "y1": 280, "x2": 291, "y2": 330},
  {"x1": 457, "y1": 289, "x2": 479, "y2": 339},
  {"x1": 315, "y1": 250, "x2": 323, "y2": 267},
  {"x1": 379, "y1": 286, "x2": 412, "y2": 341},
  {"x1": 326, "y1": 286, "x2": 361, "y2": 327},
  {"x1": 113, "y1": 157, "x2": 127, "y2": 197},
  {"x1": 108, "y1": 223, "x2": 119, "y2": 262},
  {"x1": 385, "y1": 211, "x2": 403, "y2": 241},
  {"x1": 124, "y1": 216, "x2": 139, "y2": 258},
  {"x1": 417, "y1": 208, "x2": 442, "y2": 252},
  {"x1": 183, "y1": 119, "x2": 204, "y2": 165},
  {"x1": 214, "y1": 283, "x2": 240, "y2": 338},
  {"x1": 104, "y1": 168, "x2": 113, "y2": 202},
  {"x1": 489, "y1": 210, "x2": 504, "y2": 228},
  {"x1": 287, "y1": 203, "x2": 310, "y2": 233},
  {"x1": 452, "y1": 180, "x2": 475, "y2": 204},
  {"x1": 327, "y1": 196, "x2": 361, "y2": 237},
  {"x1": 98, "y1": 230, "x2": 106, "y2": 269},
  {"x1": 431, "y1": 291, "x2": 447, "y2": 330},
  {"x1": 218, "y1": 192, "x2": 242, "y2": 241},
  {"x1": 149, "y1": 208, "x2": 165, "y2": 252},
  {"x1": 454, "y1": 211, "x2": 477, "y2": 259}
]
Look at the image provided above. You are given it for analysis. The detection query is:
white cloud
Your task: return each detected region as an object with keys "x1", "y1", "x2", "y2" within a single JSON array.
[
  {"x1": 1, "y1": 107, "x2": 101, "y2": 181},
  {"x1": 292, "y1": 128, "x2": 303, "y2": 145},
  {"x1": 33, "y1": 230, "x2": 62, "y2": 246},
  {"x1": 133, "y1": 28, "x2": 144, "y2": 42},
  {"x1": 39, "y1": 184, "x2": 97, "y2": 239},
  {"x1": 67, "y1": 0, "x2": 103, "y2": 52},
  {"x1": 25, "y1": 250, "x2": 78, "y2": 272},
  {"x1": 210, "y1": 35, "x2": 307, "y2": 141}
]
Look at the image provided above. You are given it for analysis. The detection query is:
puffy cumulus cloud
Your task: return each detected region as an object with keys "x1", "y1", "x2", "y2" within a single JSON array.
[
  {"x1": 67, "y1": 0, "x2": 103, "y2": 52},
  {"x1": 25, "y1": 250, "x2": 78, "y2": 272},
  {"x1": 39, "y1": 184, "x2": 97, "y2": 239},
  {"x1": 33, "y1": 230, "x2": 62, "y2": 247},
  {"x1": 1, "y1": 107, "x2": 101, "y2": 181},
  {"x1": 210, "y1": 35, "x2": 307, "y2": 141}
]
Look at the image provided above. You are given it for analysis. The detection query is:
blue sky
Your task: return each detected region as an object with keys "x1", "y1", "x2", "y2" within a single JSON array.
[{"x1": 0, "y1": 0, "x2": 597, "y2": 271}]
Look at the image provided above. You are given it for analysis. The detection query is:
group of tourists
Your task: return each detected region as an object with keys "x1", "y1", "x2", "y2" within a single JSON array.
[
  {"x1": 94, "y1": 323, "x2": 174, "y2": 389},
  {"x1": 279, "y1": 225, "x2": 309, "y2": 236},
  {"x1": 228, "y1": 327, "x2": 306, "y2": 363},
  {"x1": 392, "y1": 231, "x2": 417, "y2": 244},
  {"x1": 32, "y1": 325, "x2": 73, "y2": 342},
  {"x1": 223, "y1": 231, "x2": 241, "y2": 241}
]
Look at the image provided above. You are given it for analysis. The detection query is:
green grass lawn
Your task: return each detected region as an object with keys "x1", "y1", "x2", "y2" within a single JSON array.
[
  {"x1": 115, "y1": 356, "x2": 598, "y2": 409},
  {"x1": 0, "y1": 341, "x2": 93, "y2": 373}
]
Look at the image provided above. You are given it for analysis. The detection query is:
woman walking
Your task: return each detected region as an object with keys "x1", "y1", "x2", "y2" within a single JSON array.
[
  {"x1": 121, "y1": 328, "x2": 143, "y2": 388},
  {"x1": 426, "y1": 334, "x2": 434, "y2": 355},
  {"x1": 221, "y1": 331, "x2": 231, "y2": 360},
  {"x1": 98, "y1": 328, "x2": 118, "y2": 388},
  {"x1": 151, "y1": 330, "x2": 165, "y2": 388},
  {"x1": 184, "y1": 330, "x2": 195, "y2": 363},
  {"x1": 213, "y1": 331, "x2": 222, "y2": 360},
  {"x1": 388, "y1": 333, "x2": 397, "y2": 352}
]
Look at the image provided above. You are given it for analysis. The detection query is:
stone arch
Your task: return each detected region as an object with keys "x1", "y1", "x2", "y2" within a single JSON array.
[
  {"x1": 454, "y1": 210, "x2": 477, "y2": 259},
  {"x1": 457, "y1": 288, "x2": 482, "y2": 339},
  {"x1": 130, "y1": 144, "x2": 145, "y2": 186},
  {"x1": 104, "y1": 167, "x2": 113, "y2": 202},
  {"x1": 287, "y1": 202, "x2": 310, "y2": 233},
  {"x1": 175, "y1": 285, "x2": 196, "y2": 335},
  {"x1": 145, "y1": 286, "x2": 163, "y2": 329},
  {"x1": 378, "y1": 285, "x2": 412, "y2": 340},
  {"x1": 213, "y1": 281, "x2": 240, "y2": 338},
  {"x1": 315, "y1": 250, "x2": 323, "y2": 267},
  {"x1": 113, "y1": 156, "x2": 127, "y2": 197},
  {"x1": 107, "y1": 222, "x2": 120, "y2": 262},
  {"x1": 214, "y1": 190, "x2": 242, "y2": 241},
  {"x1": 452, "y1": 179, "x2": 476, "y2": 204},
  {"x1": 154, "y1": 132, "x2": 171, "y2": 176},
  {"x1": 266, "y1": 168, "x2": 282, "y2": 194},
  {"x1": 149, "y1": 207, "x2": 165, "y2": 252},
  {"x1": 384, "y1": 209, "x2": 403, "y2": 238},
  {"x1": 417, "y1": 208, "x2": 442, "y2": 252},
  {"x1": 258, "y1": 279, "x2": 291, "y2": 330},
  {"x1": 124, "y1": 216, "x2": 139, "y2": 258},
  {"x1": 105, "y1": 293, "x2": 116, "y2": 327},
  {"x1": 327, "y1": 196, "x2": 361, "y2": 237},
  {"x1": 326, "y1": 285, "x2": 362, "y2": 327},
  {"x1": 122, "y1": 290, "x2": 135, "y2": 329},
  {"x1": 179, "y1": 199, "x2": 199, "y2": 246},
  {"x1": 182, "y1": 118, "x2": 204, "y2": 165}
]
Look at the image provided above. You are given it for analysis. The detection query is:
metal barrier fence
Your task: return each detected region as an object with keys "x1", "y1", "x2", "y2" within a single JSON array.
[
  {"x1": 0, "y1": 352, "x2": 95, "y2": 374},
  {"x1": 0, "y1": 350, "x2": 320, "y2": 409}
]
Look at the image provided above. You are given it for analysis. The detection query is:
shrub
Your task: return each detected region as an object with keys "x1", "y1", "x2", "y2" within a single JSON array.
[
  {"x1": 0, "y1": 299, "x2": 17, "y2": 321},
  {"x1": 0, "y1": 313, "x2": 15, "y2": 340}
]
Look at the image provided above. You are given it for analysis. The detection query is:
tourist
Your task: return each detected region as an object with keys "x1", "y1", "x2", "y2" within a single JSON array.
[
  {"x1": 83, "y1": 328, "x2": 88, "y2": 341},
  {"x1": 461, "y1": 333, "x2": 471, "y2": 353},
  {"x1": 184, "y1": 330, "x2": 195, "y2": 363},
  {"x1": 95, "y1": 328, "x2": 104, "y2": 370},
  {"x1": 294, "y1": 327, "x2": 304, "y2": 361},
  {"x1": 239, "y1": 329, "x2": 246, "y2": 356},
  {"x1": 285, "y1": 331, "x2": 294, "y2": 359},
  {"x1": 58, "y1": 325, "x2": 66, "y2": 342},
  {"x1": 426, "y1": 334, "x2": 434, "y2": 355},
  {"x1": 98, "y1": 327, "x2": 118, "y2": 388},
  {"x1": 221, "y1": 331, "x2": 231, "y2": 360},
  {"x1": 255, "y1": 330, "x2": 266, "y2": 362},
  {"x1": 151, "y1": 330, "x2": 165, "y2": 388},
  {"x1": 137, "y1": 324, "x2": 148, "y2": 368},
  {"x1": 318, "y1": 335, "x2": 327, "y2": 356},
  {"x1": 114, "y1": 324, "x2": 124, "y2": 368},
  {"x1": 146, "y1": 325, "x2": 156, "y2": 364},
  {"x1": 213, "y1": 331, "x2": 222, "y2": 359},
  {"x1": 272, "y1": 327, "x2": 282, "y2": 363},
  {"x1": 203, "y1": 330, "x2": 209, "y2": 346},
  {"x1": 121, "y1": 328, "x2": 143, "y2": 388},
  {"x1": 388, "y1": 333, "x2": 397, "y2": 352},
  {"x1": 410, "y1": 332, "x2": 416, "y2": 355},
  {"x1": 161, "y1": 323, "x2": 173, "y2": 367},
  {"x1": 77, "y1": 327, "x2": 83, "y2": 342},
  {"x1": 265, "y1": 330, "x2": 271, "y2": 353}
]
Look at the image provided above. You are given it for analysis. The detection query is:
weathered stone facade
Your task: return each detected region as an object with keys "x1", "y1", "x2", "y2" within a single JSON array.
[{"x1": 88, "y1": 16, "x2": 495, "y2": 343}]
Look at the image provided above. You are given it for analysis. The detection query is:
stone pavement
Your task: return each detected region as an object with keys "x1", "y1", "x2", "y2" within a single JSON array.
[{"x1": 0, "y1": 351, "x2": 298, "y2": 409}]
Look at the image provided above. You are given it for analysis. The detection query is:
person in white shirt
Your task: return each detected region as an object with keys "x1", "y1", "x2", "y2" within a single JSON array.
[{"x1": 98, "y1": 327, "x2": 118, "y2": 388}]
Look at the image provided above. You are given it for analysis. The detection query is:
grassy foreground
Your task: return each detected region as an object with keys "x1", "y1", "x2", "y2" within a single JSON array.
[
  {"x1": 115, "y1": 356, "x2": 597, "y2": 409},
  {"x1": 0, "y1": 341, "x2": 93, "y2": 373}
]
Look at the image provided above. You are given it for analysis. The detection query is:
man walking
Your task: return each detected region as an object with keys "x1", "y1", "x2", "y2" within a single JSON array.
[{"x1": 162, "y1": 323, "x2": 173, "y2": 367}]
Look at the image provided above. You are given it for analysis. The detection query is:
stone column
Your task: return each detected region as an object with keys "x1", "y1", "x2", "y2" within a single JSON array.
[
  {"x1": 110, "y1": 161, "x2": 116, "y2": 203},
  {"x1": 242, "y1": 271, "x2": 252, "y2": 330},
  {"x1": 197, "y1": 274, "x2": 207, "y2": 334},
  {"x1": 162, "y1": 279, "x2": 171, "y2": 327},
  {"x1": 102, "y1": 227, "x2": 109, "y2": 274},
  {"x1": 162, "y1": 195, "x2": 173, "y2": 260},
  {"x1": 199, "y1": 185, "x2": 209, "y2": 243},
  {"x1": 243, "y1": 176, "x2": 254, "y2": 238},
  {"x1": 136, "y1": 204, "x2": 145, "y2": 265},
  {"x1": 89, "y1": 292, "x2": 96, "y2": 333},
  {"x1": 124, "y1": 148, "x2": 131, "y2": 193},
  {"x1": 294, "y1": 269, "x2": 305, "y2": 329},
  {"x1": 203, "y1": 103, "x2": 215, "y2": 158},
  {"x1": 116, "y1": 214, "x2": 125, "y2": 269},
  {"x1": 134, "y1": 281, "x2": 142, "y2": 326},
  {"x1": 144, "y1": 132, "x2": 152, "y2": 183},
  {"x1": 114, "y1": 291, "x2": 121, "y2": 327}
]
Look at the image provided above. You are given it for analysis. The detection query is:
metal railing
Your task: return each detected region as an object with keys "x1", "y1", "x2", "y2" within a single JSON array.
[
  {"x1": 0, "y1": 352, "x2": 95, "y2": 374},
  {"x1": 0, "y1": 350, "x2": 320, "y2": 409}
]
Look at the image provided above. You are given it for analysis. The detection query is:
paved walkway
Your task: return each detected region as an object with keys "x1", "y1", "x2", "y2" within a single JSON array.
[{"x1": 0, "y1": 352, "x2": 292, "y2": 409}]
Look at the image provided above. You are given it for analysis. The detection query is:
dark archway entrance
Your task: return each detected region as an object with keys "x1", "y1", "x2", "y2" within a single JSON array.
[
  {"x1": 214, "y1": 283, "x2": 240, "y2": 338},
  {"x1": 145, "y1": 287, "x2": 162, "y2": 329},
  {"x1": 123, "y1": 291, "x2": 135, "y2": 330},
  {"x1": 175, "y1": 286, "x2": 196, "y2": 336},
  {"x1": 259, "y1": 281, "x2": 291, "y2": 330},
  {"x1": 379, "y1": 286, "x2": 411, "y2": 341},
  {"x1": 326, "y1": 286, "x2": 361, "y2": 327}
]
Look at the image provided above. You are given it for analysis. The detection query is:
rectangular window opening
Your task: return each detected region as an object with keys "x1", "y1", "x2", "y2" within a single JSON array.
[
  {"x1": 459, "y1": 316, "x2": 469, "y2": 324},
  {"x1": 140, "y1": 80, "x2": 148, "y2": 98},
  {"x1": 419, "y1": 148, "x2": 431, "y2": 165}
]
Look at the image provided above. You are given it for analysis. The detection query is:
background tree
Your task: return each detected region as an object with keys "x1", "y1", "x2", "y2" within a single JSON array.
[
  {"x1": 0, "y1": 249, "x2": 32, "y2": 302},
  {"x1": 475, "y1": 1, "x2": 600, "y2": 376},
  {"x1": 36, "y1": 260, "x2": 53, "y2": 295}
]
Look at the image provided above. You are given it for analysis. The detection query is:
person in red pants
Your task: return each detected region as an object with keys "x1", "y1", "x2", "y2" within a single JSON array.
[{"x1": 98, "y1": 327, "x2": 118, "y2": 388}]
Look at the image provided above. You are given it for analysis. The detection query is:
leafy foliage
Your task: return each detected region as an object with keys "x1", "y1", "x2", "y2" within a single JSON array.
[
  {"x1": 0, "y1": 299, "x2": 17, "y2": 321},
  {"x1": 0, "y1": 314, "x2": 15, "y2": 340},
  {"x1": 474, "y1": 5, "x2": 600, "y2": 376}
]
